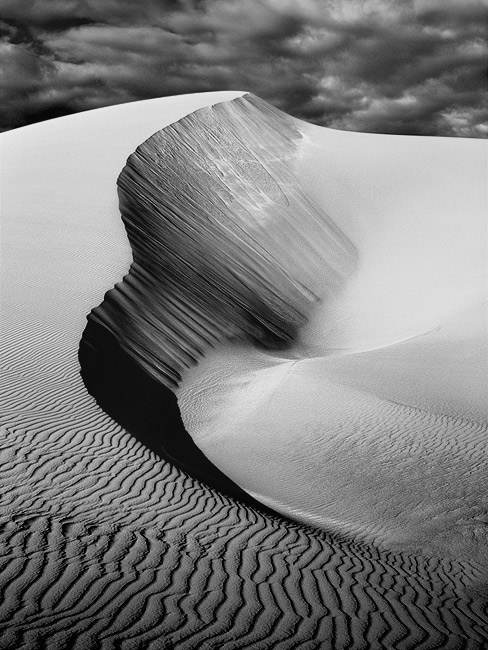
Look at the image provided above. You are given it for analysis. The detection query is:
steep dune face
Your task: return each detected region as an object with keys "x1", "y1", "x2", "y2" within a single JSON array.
[
  {"x1": 2, "y1": 93, "x2": 488, "y2": 649},
  {"x1": 85, "y1": 94, "x2": 356, "y2": 389},
  {"x1": 79, "y1": 93, "x2": 355, "y2": 501}
]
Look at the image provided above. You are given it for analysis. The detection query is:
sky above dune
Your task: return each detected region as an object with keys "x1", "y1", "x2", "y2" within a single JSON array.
[{"x1": 1, "y1": 0, "x2": 487, "y2": 135}]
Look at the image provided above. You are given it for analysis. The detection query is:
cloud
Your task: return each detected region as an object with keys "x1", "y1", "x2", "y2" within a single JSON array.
[{"x1": 1, "y1": 0, "x2": 486, "y2": 135}]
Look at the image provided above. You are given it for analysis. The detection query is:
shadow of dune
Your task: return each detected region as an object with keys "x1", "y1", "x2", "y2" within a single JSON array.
[
  {"x1": 79, "y1": 316, "x2": 278, "y2": 514},
  {"x1": 78, "y1": 93, "x2": 356, "y2": 506}
]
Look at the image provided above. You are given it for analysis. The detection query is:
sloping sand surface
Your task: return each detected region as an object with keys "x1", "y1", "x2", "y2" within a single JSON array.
[
  {"x1": 2, "y1": 93, "x2": 487, "y2": 649},
  {"x1": 175, "y1": 96, "x2": 487, "y2": 566}
]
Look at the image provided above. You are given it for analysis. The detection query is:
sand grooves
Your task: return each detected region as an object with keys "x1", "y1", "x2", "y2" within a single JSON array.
[
  {"x1": 79, "y1": 93, "x2": 356, "y2": 507},
  {"x1": 1, "y1": 93, "x2": 487, "y2": 648},
  {"x1": 85, "y1": 94, "x2": 356, "y2": 389}
]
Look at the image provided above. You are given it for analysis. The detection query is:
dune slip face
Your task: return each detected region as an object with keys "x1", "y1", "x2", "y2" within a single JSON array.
[
  {"x1": 1, "y1": 91, "x2": 487, "y2": 649},
  {"x1": 84, "y1": 94, "x2": 356, "y2": 388},
  {"x1": 80, "y1": 93, "x2": 356, "y2": 501}
]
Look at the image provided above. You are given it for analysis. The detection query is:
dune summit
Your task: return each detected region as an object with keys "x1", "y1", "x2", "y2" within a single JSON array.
[{"x1": 2, "y1": 92, "x2": 488, "y2": 648}]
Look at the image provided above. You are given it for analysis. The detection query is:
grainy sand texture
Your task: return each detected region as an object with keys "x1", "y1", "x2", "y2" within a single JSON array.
[{"x1": 1, "y1": 92, "x2": 487, "y2": 649}]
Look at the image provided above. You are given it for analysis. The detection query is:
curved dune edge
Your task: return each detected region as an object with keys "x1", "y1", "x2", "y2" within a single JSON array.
[
  {"x1": 79, "y1": 92, "x2": 356, "y2": 508},
  {"x1": 1, "y1": 93, "x2": 487, "y2": 648},
  {"x1": 80, "y1": 91, "x2": 487, "y2": 565}
]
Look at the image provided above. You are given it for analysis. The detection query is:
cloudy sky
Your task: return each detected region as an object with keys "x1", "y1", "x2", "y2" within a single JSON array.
[{"x1": 1, "y1": 0, "x2": 487, "y2": 135}]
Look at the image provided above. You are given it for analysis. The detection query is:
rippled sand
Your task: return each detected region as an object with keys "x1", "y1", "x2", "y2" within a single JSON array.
[{"x1": 1, "y1": 92, "x2": 487, "y2": 649}]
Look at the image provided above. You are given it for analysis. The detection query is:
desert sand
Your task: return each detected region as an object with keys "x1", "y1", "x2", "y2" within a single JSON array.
[
  {"x1": 1, "y1": 92, "x2": 487, "y2": 649},
  {"x1": 177, "y1": 97, "x2": 487, "y2": 565}
]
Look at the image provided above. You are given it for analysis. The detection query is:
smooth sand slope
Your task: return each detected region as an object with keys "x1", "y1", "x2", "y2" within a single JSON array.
[
  {"x1": 175, "y1": 97, "x2": 487, "y2": 565},
  {"x1": 1, "y1": 93, "x2": 487, "y2": 649}
]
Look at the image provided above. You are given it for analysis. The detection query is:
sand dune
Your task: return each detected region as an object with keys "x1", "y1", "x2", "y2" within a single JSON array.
[
  {"x1": 1, "y1": 93, "x2": 487, "y2": 649},
  {"x1": 173, "y1": 95, "x2": 487, "y2": 563}
]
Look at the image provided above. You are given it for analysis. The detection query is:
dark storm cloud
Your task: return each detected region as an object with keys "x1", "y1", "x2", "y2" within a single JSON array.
[{"x1": 1, "y1": 0, "x2": 486, "y2": 135}]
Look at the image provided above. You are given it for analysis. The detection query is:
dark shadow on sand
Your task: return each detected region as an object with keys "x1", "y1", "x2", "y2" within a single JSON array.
[{"x1": 78, "y1": 317, "x2": 276, "y2": 515}]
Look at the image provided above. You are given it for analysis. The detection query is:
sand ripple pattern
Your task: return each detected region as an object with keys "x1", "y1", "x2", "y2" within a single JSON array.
[{"x1": 2, "y1": 320, "x2": 487, "y2": 649}]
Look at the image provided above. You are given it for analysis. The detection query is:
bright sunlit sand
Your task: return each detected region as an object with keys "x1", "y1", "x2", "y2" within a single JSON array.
[{"x1": 177, "y1": 98, "x2": 487, "y2": 565}]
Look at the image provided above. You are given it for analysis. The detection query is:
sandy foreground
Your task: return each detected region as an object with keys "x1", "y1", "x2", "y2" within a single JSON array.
[{"x1": 1, "y1": 92, "x2": 488, "y2": 649}]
